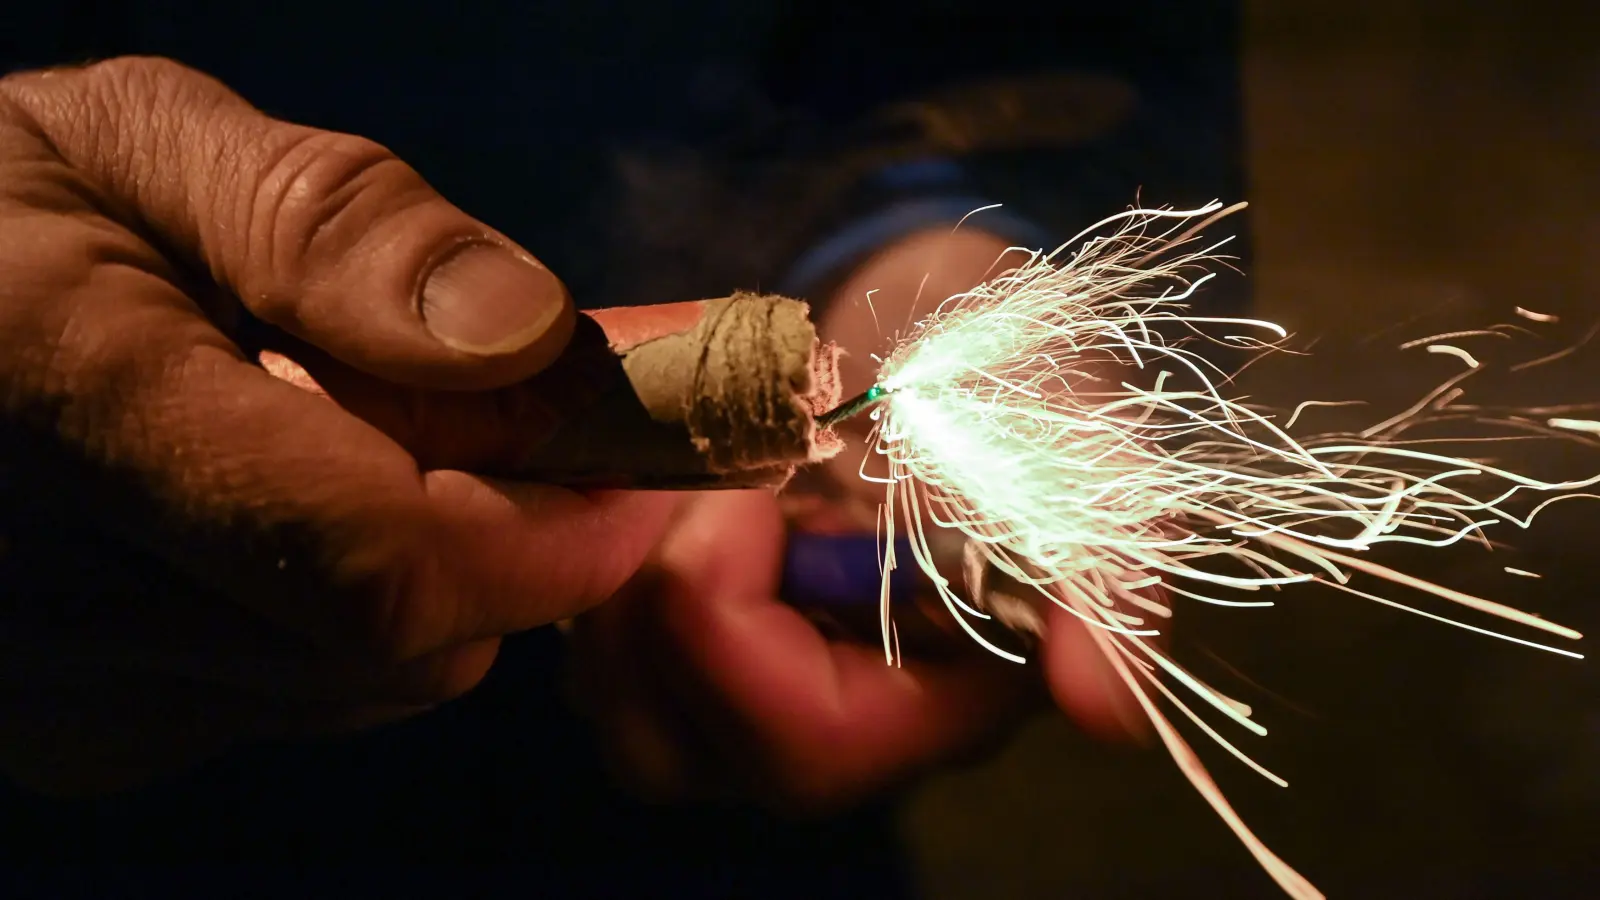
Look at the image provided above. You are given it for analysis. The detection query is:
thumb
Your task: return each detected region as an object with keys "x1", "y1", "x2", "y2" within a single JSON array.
[{"x1": 1, "y1": 56, "x2": 569, "y2": 390}]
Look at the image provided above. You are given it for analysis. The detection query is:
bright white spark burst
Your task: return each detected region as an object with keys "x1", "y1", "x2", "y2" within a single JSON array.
[{"x1": 855, "y1": 201, "x2": 1593, "y2": 900}]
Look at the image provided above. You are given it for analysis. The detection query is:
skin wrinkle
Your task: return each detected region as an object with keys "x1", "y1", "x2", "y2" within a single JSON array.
[
  {"x1": 88, "y1": 65, "x2": 143, "y2": 219},
  {"x1": 0, "y1": 79, "x2": 211, "y2": 315},
  {"x1": 0, "y1": 138, "x2": 118, "y2": 242},
  {"x1": 0, "y1": 60, "x2": 696, "y2": 793},
  {"x1": 92, "y1": 330, "x2": 219, "y2": 504},
  {"x1": 298, "y1": 143, "x2": 420, "y2": 263},
  {"x1": 0, "y1": 79, "x2": 79, "y2": 168},
  {"x1": 123, "y1": 72, "x2": 171, "y2": 223},
  {"x1": 100, "y1": 60, "x2": 231, "y2": 249},
  {"x1": 43, "y1": 259, "x2": 173, "y2": 454},
  {"x1": 13, "y1": 60, "x2": 575, "y2": 390},
  {"x1": 235, "y1": 128, "x2": 323, "y2": 314},
  {"x1": 193, "y1": 106, "x2": 250, "y2": 293},
  {"x1": 255, "y1": 132, "x2": 405, "y2": 317},
  {"x1": 6, "y1": 61, "x2": 249, "y2": 291},
  {"x1": 324, "y1": 170, "x2": 458, "y2": 333},
  {"x1": 249, "y1": 129, "x2": 351, "y2": 327},
  {"x1": 0, "y1": 56, "x2": 1102, "y2": 805}
]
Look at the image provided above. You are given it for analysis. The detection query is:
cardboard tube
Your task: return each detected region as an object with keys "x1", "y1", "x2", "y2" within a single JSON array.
[
  {"x1": 519, "y1": 292, "x2": 843, "y2": 487},
  {"x1": 262, "y1": 293, "x2": 843, "y2": 489}
]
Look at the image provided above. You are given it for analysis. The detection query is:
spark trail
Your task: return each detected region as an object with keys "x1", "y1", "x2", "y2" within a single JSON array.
[{"x1": 842, "y1": 201, "x2": 1593, "y2": 900}]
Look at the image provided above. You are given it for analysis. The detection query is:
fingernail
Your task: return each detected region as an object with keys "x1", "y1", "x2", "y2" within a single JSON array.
[{"x1": 421, "y1": 242, "x2": 566, "y2": 354}]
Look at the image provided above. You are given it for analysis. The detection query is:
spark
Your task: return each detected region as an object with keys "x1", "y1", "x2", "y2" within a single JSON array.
[
  {"x1": 1509, "y1": 320, "x2": 1600, "y2": 372},
  {"x1": 1282, "y1": 399, "x2": 1366, "y2": 430},
  {"x1": 1504, "y1": 566, "x2": 1541, "y2": 578},
  {"x1": 1426, "y1": 344, "x2": 1480, "y2": 368},
  {"x1": 1549, "y1": 417, "x2": 1600, "y2": 435},
  {"x1": 1399, "y1": 329, "x2": 1507, "y2": 350},
  {"x1": 841, "y1": 202, "x2": 1594, "y2": 900},
  {"x1": 1516, "y1": 307, "x2": 1560, "y2": 323},
  {"x1": 864, "y1": 288, "x2": 883, "y2": 335}
]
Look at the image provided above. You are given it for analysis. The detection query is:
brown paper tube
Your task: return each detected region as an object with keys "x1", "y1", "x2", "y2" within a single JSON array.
[{"x1": 261, "y1": 293, "x2": 843, "y2": 489}]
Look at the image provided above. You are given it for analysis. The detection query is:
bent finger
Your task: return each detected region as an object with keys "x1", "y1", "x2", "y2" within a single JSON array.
[
  {"x1": 1, "y1": 57, "x2": 571, "y2": 390},
  {"x1": 651, "y1": 491, "x2": 1033, "y2": 809}
]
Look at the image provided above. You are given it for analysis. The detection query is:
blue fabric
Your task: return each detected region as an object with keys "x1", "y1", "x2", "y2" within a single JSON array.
[
  {"x1": 778, "y1": 193, "x2": 1058, "y2": 299},
  {"x1": 782, "y1": 533, "x2": 918, "y2": 608}
]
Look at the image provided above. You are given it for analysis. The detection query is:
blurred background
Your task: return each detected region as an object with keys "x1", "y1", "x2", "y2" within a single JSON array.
[
  {"x1": 1, "y1": 1, "x2": 1595, "y2": 897},
  {"x1": 903, "y1": 3, "x2": 1600, "y2": 897}
]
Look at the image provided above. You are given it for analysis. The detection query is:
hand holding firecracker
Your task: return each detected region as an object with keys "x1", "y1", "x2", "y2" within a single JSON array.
[
  {"x1": 1, "y1": 59, "x2": 1588, "y2": 900},
  {"x1": 561, "y1": 225, "x2": 1146, "y2": 814},
  {"x1": 633, "y1": 201, "x2": 1591, "y2": 900},
  {"x1": 279, "y1": 193, "x2": 1591, "y2": 899},
  {"x1": 0, "y1": 60, "x2": 1101, "y2": 812},
  {"x1": 419, "y1": 199, "x2": 1590, "y2": 899}
]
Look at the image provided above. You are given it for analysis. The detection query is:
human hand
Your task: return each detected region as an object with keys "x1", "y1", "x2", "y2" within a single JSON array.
[
  {"x1": 568, "y1": 488, "x2": 1041, "y2": 813},
  {"x1": 0, "y1": 58, "x2": 678, "y2": 794},
  {"x1": 568, "y1": 227, "x2": 1144, "y2": 813}
]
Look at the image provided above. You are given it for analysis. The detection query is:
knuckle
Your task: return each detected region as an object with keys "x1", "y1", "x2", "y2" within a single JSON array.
[
  {"x1": 343, "y1": 534, "x2": 456, "y2": 666},
  {"x1": 0, "y1": 56, "x2": 245, "y2": 218},
  {"x1": 75, "y1": 57, "x2": 244, "y2": 129},
  {"x1": 77, "y1": 56, "x2": 199, "y2": 103},
  {"x1": 81, "y1": 55, "x2": 197, "y2": 87},
  {"x1": 2, "y1": 55, "x2": 209, "y2": 139},
  {"x1": 246, "y1": 129, "x2": 423, "y2": 318}
]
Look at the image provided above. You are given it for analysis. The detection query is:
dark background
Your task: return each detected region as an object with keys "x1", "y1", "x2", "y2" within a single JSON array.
[
  {"x1": 1, "y1": 1, "x2": 1596, "y2": 898},
  {"x1": 905, "y1": 5, "x2": 1600, "y2": 898}
]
